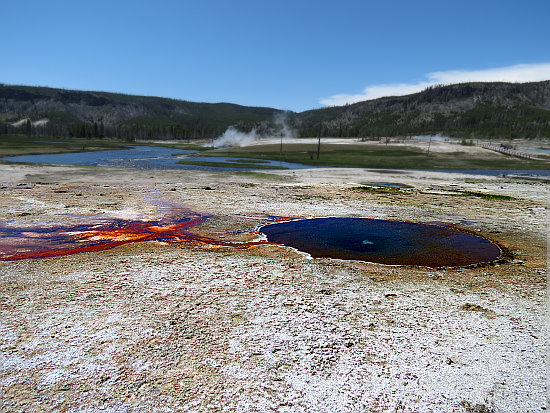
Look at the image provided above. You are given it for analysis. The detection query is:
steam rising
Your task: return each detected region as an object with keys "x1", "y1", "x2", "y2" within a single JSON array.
[
  {"x1": 274, "y1": 112, "x2": 296, "y2": 141},
  {"x1": 209, "y1": 112, "x2": 295, "y2": 148},
  {"x1": 209, "y1": 127, "x2": 259, "y2": 148}
]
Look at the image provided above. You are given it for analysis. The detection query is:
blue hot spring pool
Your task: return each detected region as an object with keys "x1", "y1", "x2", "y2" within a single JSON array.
[{"x1": 260, "y1": 218, "x2": 501, "y2": 267}]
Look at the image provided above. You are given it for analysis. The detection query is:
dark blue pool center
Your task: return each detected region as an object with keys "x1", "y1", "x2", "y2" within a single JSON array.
[{"x1": 260, "y1": 217, "x2": 501, "y2": 267}]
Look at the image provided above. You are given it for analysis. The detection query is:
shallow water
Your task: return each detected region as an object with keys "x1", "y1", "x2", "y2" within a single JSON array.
[
  {"x1": 3, "y1": 145, "x2": 548, "y2": 174},
  {"x1": 1, "y1": 146, "x2": 316, "y2": 170},
  {"x1": 360, "y1": 182, "x2": 414, "y2": 188},
  {"x1": 0, "y1": 208, "x2": 272, "y2": 261},
  {"x1": 424, "y1": 169, "x2": 550, "y2": 176},
  {"x1": 1, "y1": 146, "x2": 191, "y2": 169},
  {"x1": 260, "y1": 217, "x2": 501, "y2": 267},
  {"x1": 518, "y1": 147, "x2": 550, "y2": 154},
  {"x1": 175, "y1": 155, "x2": 319, "y2": 170}
]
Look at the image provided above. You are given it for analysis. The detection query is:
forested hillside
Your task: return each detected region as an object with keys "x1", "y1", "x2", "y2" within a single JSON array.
[
  {"x1": 1, "y1": 81, "x2": 550, "y2": 140},
  {"x1": 294, "y1": 81, "x2": 550, "y2": 138},
  {"x1": 0, "y1": 85, "x2": 282, "y2": 140}
]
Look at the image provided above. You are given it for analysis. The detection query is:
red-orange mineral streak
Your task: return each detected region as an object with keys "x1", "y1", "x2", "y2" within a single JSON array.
[{"x1": 0, "y1": 213, "x2": 272, "y2": 261}]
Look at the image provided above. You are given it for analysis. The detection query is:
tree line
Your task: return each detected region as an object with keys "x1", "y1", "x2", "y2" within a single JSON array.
[{"x1": 0, "y1": 119, "x2": 231, "y2": 141}]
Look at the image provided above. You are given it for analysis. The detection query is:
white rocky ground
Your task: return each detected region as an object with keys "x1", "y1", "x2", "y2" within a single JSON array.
[{"x1": 0, "y1": 154, "x2": 547, "y2": 412}]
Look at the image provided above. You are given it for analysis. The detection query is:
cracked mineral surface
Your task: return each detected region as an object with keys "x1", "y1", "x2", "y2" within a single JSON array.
[{"x1": 0, "y1": 160, "x2": 547, "y2": 412}]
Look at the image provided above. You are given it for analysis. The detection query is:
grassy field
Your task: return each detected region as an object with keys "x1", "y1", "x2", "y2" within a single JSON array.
[
  {"x1": 231, "y1": 171, "x2": 290, "y2": 180},
  {"x1": 146, "y1": 142, "x2": 212, "y2": 152},
  {"x1": 200, "y1": 143, "x2": 550, "y2": 170},
  {"x1": 2, "y1": 136, "x2": 549, "y2": 170},
  {"x1": 0, "y1": 135, "x2": 129, "y2": 157},
  {"x1": 176, "y1": 160, "x2": 287, "y2": 169}
]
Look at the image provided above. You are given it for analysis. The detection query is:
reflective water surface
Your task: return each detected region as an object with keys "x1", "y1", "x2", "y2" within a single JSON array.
[
  {"x1": 0, "y1": 146, "x2": 315, "y2": 170},
  {"x1": 260, "y1": 217, "x2": 501, "y2": 267}
]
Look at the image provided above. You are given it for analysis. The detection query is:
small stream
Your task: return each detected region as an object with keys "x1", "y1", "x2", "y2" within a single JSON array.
[
  {"x1": 0, "y1": 145, "x2": 316, "y2": 171},
  {"x1": 2, "y1": 145, "x2": 549, "y2": 175}
]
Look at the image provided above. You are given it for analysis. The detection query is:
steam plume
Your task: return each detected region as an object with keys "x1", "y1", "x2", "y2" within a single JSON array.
[
  {"x1": 209, "y1": 111, "x2": 296, "y2": 148},
  {"x1": 209, "y1": 127, "x2": 259, "y2": 148},
  {"x1": 274, "y1": 111, "x2": 296, "y2": 140}
]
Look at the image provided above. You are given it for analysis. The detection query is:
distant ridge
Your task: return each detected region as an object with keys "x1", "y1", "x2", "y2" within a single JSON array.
[
  {"x1": 294, "y1": 81, "x2": 550, "y2": 138},
  {"x1": 0, "y1": 84, "x2": 283, "y2": 140},
  {"x1": 1, "y1": 81, "x2": 549, "y2": 140}
]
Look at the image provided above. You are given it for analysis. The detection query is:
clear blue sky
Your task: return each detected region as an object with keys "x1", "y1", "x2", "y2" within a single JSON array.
[{"x1": 2, "y1": 0, "x2": 549, "y2": 111}]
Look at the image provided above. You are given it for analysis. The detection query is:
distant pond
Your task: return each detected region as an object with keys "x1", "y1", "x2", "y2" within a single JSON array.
[
  {"x1": 0, "y1": 146, "x2": 316, "y2": 171},
  {"x1": 2, "y1": 145, "x2": 549, "y2": 175}
]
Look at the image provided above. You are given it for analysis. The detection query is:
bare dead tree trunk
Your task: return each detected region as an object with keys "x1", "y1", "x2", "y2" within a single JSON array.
[{"x1": 316, "y1": 129, "x2": 321, "y2": 160}]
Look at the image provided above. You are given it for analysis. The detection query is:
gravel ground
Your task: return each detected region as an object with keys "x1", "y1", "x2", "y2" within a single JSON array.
[{"x1": 0, "y1": 161, "x2": 547, "y2": 412}]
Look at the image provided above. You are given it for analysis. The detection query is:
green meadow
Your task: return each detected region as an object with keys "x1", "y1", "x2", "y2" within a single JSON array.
[
  {"x1": 199, "y1": 143, "x2": 550, "y2": 170},
  {"x1": 1, "y1": 136, "x2": 549, "y2": 170},
  {"x1": 0, "y1": 135, "x2": 128, "y2": 157}
]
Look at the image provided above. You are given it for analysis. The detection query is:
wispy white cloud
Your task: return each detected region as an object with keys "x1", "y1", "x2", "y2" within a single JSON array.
[{"x1": 320, "y1": 63, "x2": 550, "y2": 107}]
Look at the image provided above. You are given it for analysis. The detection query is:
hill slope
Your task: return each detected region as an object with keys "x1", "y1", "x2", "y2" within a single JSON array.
[
  {"x1": 294, "y1": 81, "x2": 550, "y2": 138},
  {"x1": 0, "y1": 85, "x2": 283, "y2": 140},
  {"x1": 1, "y1": 81, "x2": 550, "y2": 140}
]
